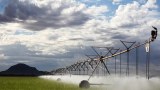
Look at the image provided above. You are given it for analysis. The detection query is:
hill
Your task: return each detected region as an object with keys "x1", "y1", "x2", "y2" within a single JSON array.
[{"x1": 0, "y1": 63, "x2": 49, "y2": 76}]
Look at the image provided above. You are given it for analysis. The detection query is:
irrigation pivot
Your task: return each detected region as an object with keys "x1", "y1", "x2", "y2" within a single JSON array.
[{"x1": 54, "y1": 27, "x2": 158, "y2": 89}]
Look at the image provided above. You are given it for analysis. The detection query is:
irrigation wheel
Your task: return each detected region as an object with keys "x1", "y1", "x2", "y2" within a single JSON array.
[{"x1": 79, "y1": 80, "x2": 90, "y2": 89}]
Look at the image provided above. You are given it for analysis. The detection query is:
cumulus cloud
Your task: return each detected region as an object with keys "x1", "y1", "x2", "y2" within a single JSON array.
[
  {"x1": 0, "y1": 0, "x2": 159, "y2": 71},
  {"x1": 110, "y1": 0, "x2": 160, "y2": 37},
  {"x1": 84, "y1": 5, "x2": 108, "y2": 16},
  {"x1": 0, "y1": 0, "x2": 108, "y2": 30}
]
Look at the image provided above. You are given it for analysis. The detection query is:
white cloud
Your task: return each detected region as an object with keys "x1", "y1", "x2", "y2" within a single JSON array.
[
  {"x1": 84, "y1": 5, "x2": 109, "y2": 16},
  {"x1": 142, "y1": 0, "x2": 157, "y2": 9},
  {"x1": 0, "y1": 0, "x2": 159, "y2": 71},
  {"x1": 0, "y1": 0, "x2": 110, "y2": 56},
  {"x1": 110, "y1": 0, "x2": 160, "y2": 37}
]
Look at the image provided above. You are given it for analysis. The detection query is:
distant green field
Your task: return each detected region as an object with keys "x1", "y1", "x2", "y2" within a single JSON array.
[{"x1": 0, "y1": 77, "x2": 98, "y2": 90}]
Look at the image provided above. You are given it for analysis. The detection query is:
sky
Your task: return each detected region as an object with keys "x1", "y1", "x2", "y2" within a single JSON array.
[{"x1": 0, "y1": 0, "x2": 159, "y2": 72}]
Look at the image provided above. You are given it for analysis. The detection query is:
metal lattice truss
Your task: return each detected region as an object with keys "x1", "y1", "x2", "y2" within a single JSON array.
[{"x1": 54, "y1": 27, "x2": 158, "y2": 80}]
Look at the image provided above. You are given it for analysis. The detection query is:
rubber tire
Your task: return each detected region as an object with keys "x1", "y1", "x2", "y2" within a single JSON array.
[
  {"x1": 57, "y1": 78, "x2": 61, "y2": 81},
  {"x1": 79, "y1": 80, "x2": 90, "y2": 89}
]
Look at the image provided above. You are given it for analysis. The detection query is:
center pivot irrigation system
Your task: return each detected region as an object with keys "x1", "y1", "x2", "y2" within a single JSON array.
[{"x1": 54, "y1": 26, "x2": 158, "y2": 88}]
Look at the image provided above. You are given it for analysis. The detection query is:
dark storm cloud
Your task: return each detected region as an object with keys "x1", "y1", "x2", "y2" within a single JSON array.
[
  {"x1": 1, "y1": 42, "x2": 36, "y2": 56},
  {"x1": 0, "y1": 14, "x2": 12, "y2": 22},
  {"x1": 69, "y1": 37, "x2": 94, "y2": 41},
  {"x1": 110, "y1": 31, "x2": 131, "y2": 40},
  {"x1": 118, "y1": 23, "x2": 140, "y2": 29},
  {"x1": 23, "y1": 12, "x2": 89, "y2": 30},
  {"x1": 0, "y1": 43, "x2": 63, "y2": 71},
  {"x1": 111, "y1": 34, "x2": 130, "y2": 40},
  {"x1": 0, "y1": 0, "x2": 43, "y2": 21},
  {"x1": 0, "y1": 0, "x2": 90, "y2": 30},
  {"x1": 3, "y1": 0, "x2": 45, "y2": 20},
  {"x1": 1, "y1": 42, "x2": 73, "y2": 60}
]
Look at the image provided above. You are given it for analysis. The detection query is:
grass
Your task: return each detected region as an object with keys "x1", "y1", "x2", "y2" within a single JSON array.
[{"x1": 0, "y1": 77, "x2": 98, "y2": 90}]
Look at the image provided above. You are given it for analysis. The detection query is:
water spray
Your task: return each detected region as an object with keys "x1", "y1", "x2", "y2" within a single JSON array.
[{"x1": 54, "y1": 27, "x2": 158, "y2": 89}]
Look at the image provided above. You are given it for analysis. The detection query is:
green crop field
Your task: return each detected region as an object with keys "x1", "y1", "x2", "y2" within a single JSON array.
[{"x1": 0, "y1": 77, "x2": 98, "y2": 90}]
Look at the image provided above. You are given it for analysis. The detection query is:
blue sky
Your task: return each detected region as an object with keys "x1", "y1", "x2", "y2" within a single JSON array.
[
  {"x1": 0, "y1": 0, "x2": 159, "y2": 74},
  {"x1": 0, "y1": 0, "x2": 9, "y2": 13}
]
